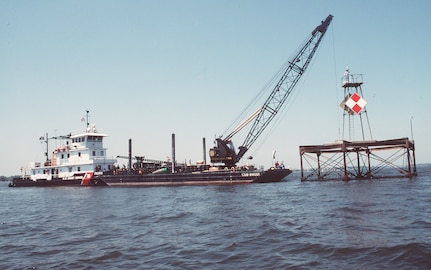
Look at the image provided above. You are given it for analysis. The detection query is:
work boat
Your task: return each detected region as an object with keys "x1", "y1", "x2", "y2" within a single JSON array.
[
  {"x1": 9, "y1": 124, "x2": 291, "y2": 187},
  {"x1": 8, "y1": 118, "x2": 291, "y2": 187},
  {"x1": 9, "y1": 124, "x2": 117, "y2": 187}
]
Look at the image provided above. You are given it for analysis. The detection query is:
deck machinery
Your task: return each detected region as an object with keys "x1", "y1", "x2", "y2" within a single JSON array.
[{"x1": 209, "y1": 15, "x2": 333, "y2": 167}]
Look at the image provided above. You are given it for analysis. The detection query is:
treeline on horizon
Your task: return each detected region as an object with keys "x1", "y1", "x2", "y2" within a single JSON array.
[{"x1": 0, "y1": 176, "x2": 16, "y2": 181}]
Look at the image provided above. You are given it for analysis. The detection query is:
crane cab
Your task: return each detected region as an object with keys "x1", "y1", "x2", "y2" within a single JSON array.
[{"x1": 209, "y1": 138, "x2": 237, "y2": 167}]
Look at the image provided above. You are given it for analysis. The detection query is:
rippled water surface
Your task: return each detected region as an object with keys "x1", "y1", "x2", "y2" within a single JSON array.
[{"x1": 1, "y1": 165, "x2": 431, "y2": 269}]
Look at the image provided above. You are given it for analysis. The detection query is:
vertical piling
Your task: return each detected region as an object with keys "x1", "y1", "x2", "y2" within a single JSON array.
[
  {"x1": 202, "y1": 137, "x2": 206, "y2": 164},
  {"x1": 172, "y1": 134, "x2": 176, "y2": 173},
  {"x1": 128, "y1": 139, "x2": 132, "y2": 174}
]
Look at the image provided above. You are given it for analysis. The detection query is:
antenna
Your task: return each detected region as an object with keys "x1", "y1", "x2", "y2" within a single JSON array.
[
  {"x1": 85, "y1": 110, "x2": 90, "y2": 128},
  {"x1": 410, "y1": 116, "x2": 414, "y2": 141}
]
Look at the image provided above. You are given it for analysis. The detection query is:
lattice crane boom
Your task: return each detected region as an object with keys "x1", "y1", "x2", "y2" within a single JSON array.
[{"x1": 209, "y1": 15, "x2": 333, "y2": 167}]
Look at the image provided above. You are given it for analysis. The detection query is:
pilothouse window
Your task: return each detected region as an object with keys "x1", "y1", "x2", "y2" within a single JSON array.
[{"x1": 88, "y1": 136, "x2": 103, "y2": 142}]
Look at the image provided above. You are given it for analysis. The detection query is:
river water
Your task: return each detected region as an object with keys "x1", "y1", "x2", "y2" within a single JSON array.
[{"x1": 1, "y1": 165, "x2": 430, "y2": 269}]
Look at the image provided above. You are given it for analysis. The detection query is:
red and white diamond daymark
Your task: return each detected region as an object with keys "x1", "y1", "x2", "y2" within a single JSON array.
[{"x1": 345, "y1": 93, "x2": 367, "y2": 114}]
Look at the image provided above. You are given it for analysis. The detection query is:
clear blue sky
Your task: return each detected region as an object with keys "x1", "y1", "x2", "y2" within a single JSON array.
[{"x1": 1, "y1": 0, "x2": 430, "y2": 176}]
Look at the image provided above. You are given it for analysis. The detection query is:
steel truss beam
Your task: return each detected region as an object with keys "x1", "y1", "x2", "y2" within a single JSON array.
[{"x1": 299, "y1": 137, "x2": 417, "y2": 181}]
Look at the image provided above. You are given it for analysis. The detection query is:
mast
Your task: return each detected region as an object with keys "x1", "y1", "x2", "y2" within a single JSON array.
[
  {"x1": 85, "y1": 110, "x2": 90, "y2": 129},
  {"x1": 44, "y1": 132, "x2": 49, "y2": 163}
]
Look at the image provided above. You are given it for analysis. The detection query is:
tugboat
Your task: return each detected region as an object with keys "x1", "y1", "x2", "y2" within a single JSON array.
[{"x1": 9, "y1": 114, "x2": 117, "y2": 187}]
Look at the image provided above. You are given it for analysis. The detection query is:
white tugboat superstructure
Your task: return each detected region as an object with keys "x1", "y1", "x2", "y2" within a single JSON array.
[{"x1": 29, "y1": 124, "x2": 117, "y2": 181}]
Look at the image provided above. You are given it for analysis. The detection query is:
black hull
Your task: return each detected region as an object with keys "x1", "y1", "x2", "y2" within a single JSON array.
[
  {"x1": 9, "y1": 169, "x2": 292, "y2": 187},
  {"x1": 9, "y1": 178, "x2": 82, "y2": 187},
  {"x1": 97, "y1": 168, "x2": 291, "y2": 187}
]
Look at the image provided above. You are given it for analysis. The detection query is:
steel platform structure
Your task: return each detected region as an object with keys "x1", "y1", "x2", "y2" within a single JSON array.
[{"x1": 299, "y1": 137, "x2": 417, "y2": 181}]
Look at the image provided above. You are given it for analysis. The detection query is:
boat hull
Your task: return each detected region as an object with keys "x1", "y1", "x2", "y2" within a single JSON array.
[
  {"x1": 9, "y1": 169, "x2": 291, "y2": 187},
  {"x1": 96, "y1": 168, "x2": 292, "y2": 187},
  {"x1": 8, "y1": 178, "x2": 82, "y2": 187}
]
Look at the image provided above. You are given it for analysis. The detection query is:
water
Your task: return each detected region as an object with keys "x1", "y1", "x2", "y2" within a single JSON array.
[{"x1": 1, "y1": 165, "x2": 431, "y2": 269}]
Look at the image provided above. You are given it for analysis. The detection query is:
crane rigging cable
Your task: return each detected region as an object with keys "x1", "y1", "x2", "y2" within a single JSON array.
[
  {"x1": 220, "y1": 55, "x2": 296, "y2": 139},
  {"x1": 249, "y1": 58, "x2": 318, "y2": 159},
  {"x1": 210, "y1": 15, "x2": 333, "y2": 167}
]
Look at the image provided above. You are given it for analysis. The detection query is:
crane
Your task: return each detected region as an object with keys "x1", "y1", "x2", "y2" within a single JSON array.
[{"x1": 209, "y1": 15, "x2": 333, "y2": 167}]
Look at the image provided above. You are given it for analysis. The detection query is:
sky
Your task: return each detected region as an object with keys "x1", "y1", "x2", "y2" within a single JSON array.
[{"x1": 1, "y1": 0, "x2": 430, "y2": 176}]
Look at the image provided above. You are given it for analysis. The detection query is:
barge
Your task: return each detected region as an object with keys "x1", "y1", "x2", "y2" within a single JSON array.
[{"x1": 9, "y1": 119, "x2": 291, "y2": 187}]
